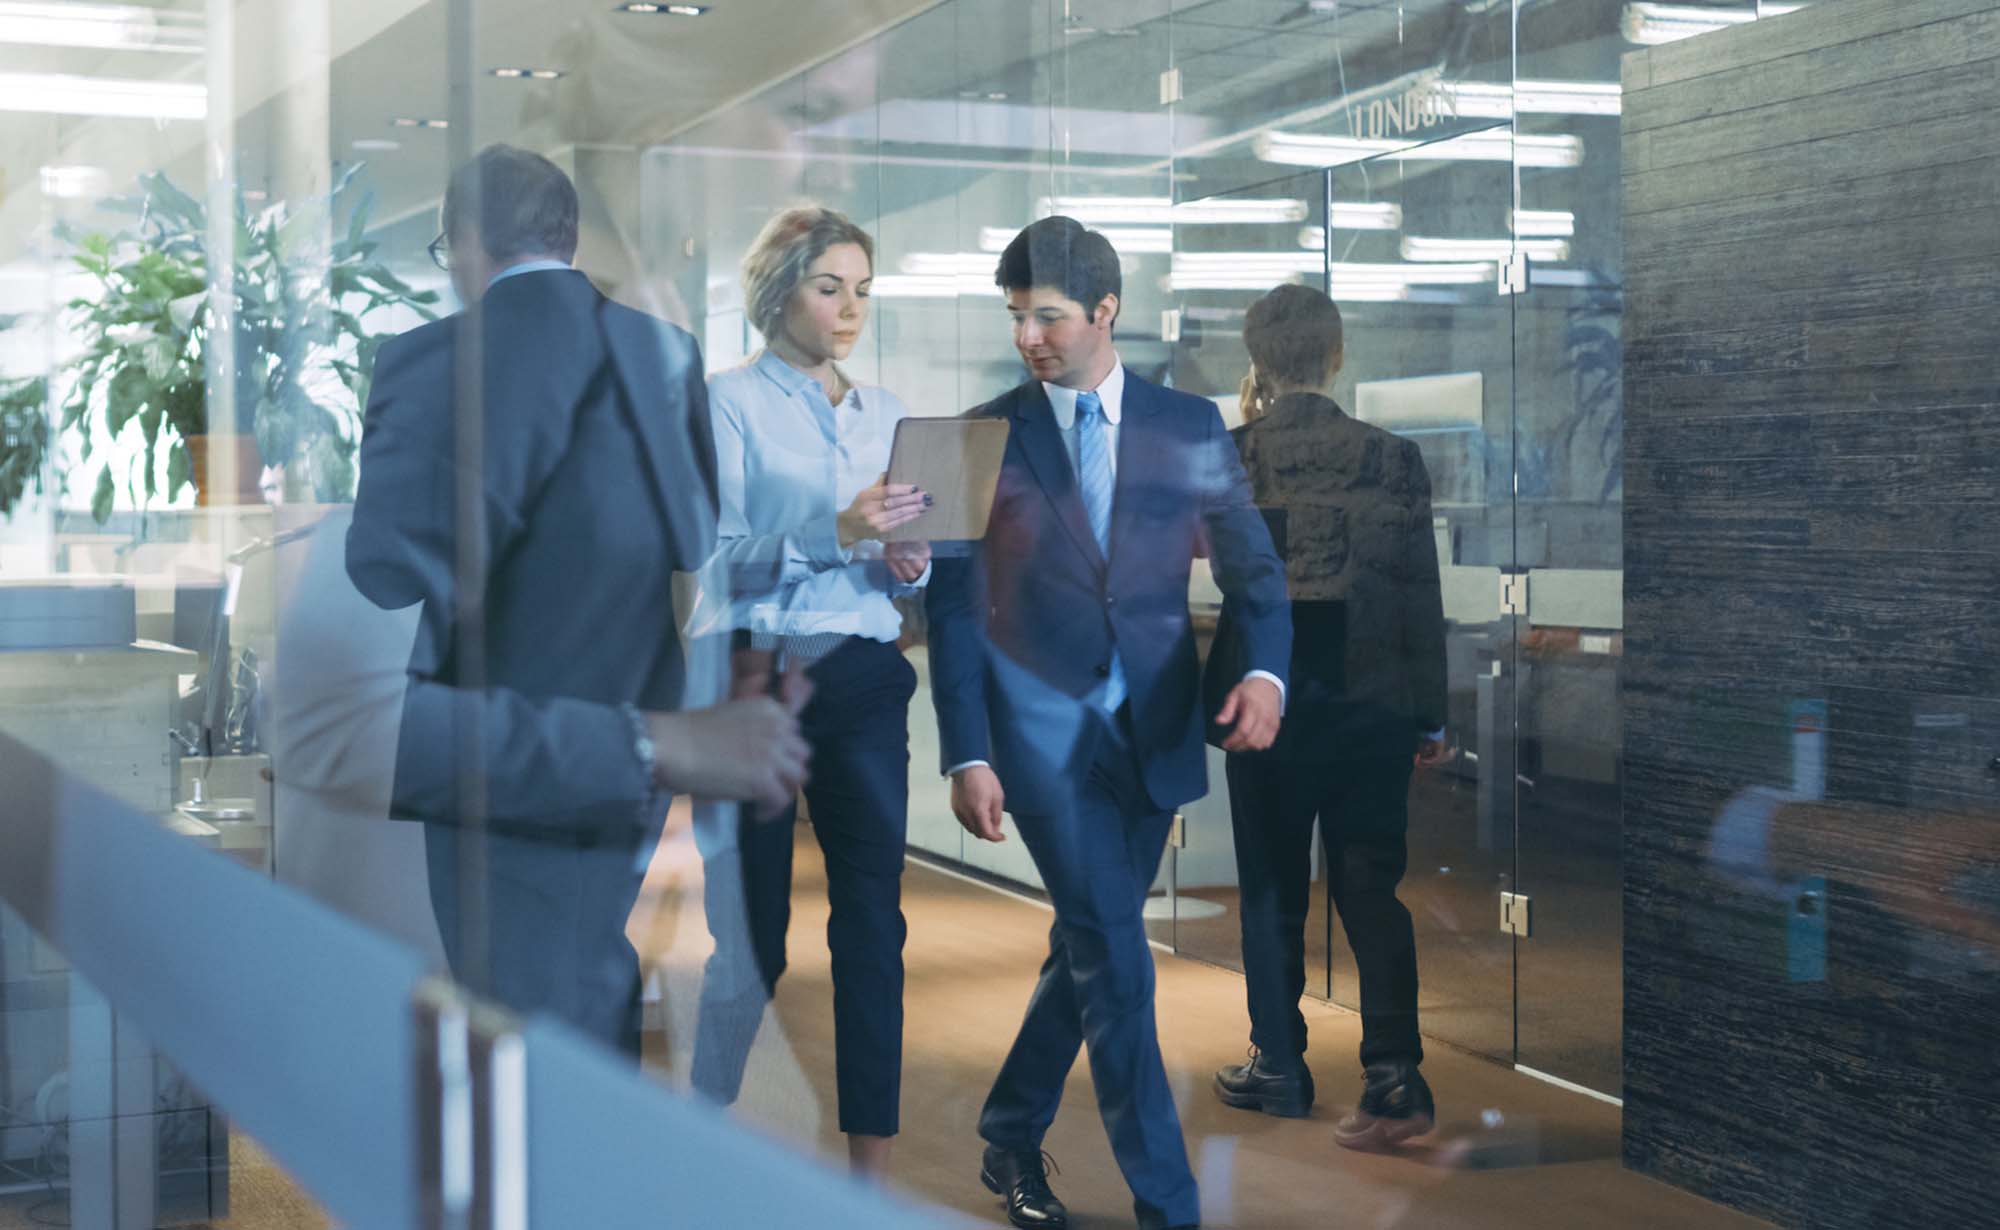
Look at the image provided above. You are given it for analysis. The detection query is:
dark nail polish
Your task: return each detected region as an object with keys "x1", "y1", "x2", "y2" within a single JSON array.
[{"x1": 923, "y1": 494, "x2": 935, "y2": 507}]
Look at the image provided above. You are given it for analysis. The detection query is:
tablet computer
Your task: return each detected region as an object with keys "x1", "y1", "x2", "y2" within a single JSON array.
[{"x1": 884, "y1": 417, "x2": 1012, "y2": 542}]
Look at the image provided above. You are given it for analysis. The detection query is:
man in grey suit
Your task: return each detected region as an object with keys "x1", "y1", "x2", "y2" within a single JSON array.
[{"x1": 347, "y1": 145, "x2": 808, "y2": 1056}]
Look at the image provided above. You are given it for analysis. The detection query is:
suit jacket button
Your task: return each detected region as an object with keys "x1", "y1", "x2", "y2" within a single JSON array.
[
  {"x1": 1106, "y1": 595, "x2": 1117, "y2": 607},
  {"x1": 1094, "y1": 664, "x2": 1111, "y2": 677}
]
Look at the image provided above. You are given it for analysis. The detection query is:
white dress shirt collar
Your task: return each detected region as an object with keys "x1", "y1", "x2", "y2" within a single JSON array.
[
  {"x1": 486, "y1": 258, "x2": 573, "y2": 289},
  {"x1": 1044, "y1": 356, "x2": 1126, "y2": 430},
  {"x1": 754, "y1": 348, "x2": 854, "y2": 406}
]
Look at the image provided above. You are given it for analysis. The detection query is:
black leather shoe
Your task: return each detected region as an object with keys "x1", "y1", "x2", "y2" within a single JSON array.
[
  {"x1": 980, "y1": 1144, "x2": 1068, "y2": 1229},
  {"x1": 1212, "y1": 1047, "x2": 1314, "y2": 1118},
  {"x1": 1333, "y1": 1060, "x2": 1436, "y2": 1150}
]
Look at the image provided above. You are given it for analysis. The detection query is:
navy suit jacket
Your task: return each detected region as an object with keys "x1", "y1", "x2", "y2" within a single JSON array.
[
  {"x1": 346, "y1": 269, "x2": 717, "y2": 839},
  {"x1": 925, "y1": 371, "x2": 1291, "y2": 814}
]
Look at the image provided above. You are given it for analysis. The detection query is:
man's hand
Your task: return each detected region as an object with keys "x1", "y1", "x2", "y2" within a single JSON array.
[
  {"x1": 647, "y1": 699, "x2": 810, "y2": 815},
  {"x1": 884, "y1": 540, "x2": 931, "y2": 584},
  {"x1": 950, "y1": 764, "x2": 1007, "y2": 842},
  {"x1": 1215, "y1": 676, "x2": 1283, "y2": 752},
  {"x1": 1415, "y1": 732, "x2": 1451, "y2": 770},
  {"x1": 838, "y1": 473, "x2": 929, "y2": 548}
]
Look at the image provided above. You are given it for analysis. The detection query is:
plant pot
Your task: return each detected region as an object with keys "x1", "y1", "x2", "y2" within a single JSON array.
[{"x1": 185, "y1": 434, "x2": 265, "y2": 506}]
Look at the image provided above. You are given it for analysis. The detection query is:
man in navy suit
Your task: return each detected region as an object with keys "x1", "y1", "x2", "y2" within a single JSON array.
[
  {"x1": 926, "y1": 217, "x2": 1291, "y2": 1230},
  {"x1": 347, "y1": 145, "x2": 809, "y2": 1057}
]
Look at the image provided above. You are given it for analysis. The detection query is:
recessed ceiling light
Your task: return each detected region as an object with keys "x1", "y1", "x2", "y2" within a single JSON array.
[
  {"x1": 617, "y1": 2, "x2": 707, "y2": 13},
  {"x1": 39, "y1": 164, "x2": 107, "y2": 199},
  {"x1": 490, "y1": 67, "x2": 563, "y2": 79},
  {"x1": 985, "y1": 91, "x2": 1008, "y2": 101},
  {"x1": 352, "y1": 137, "x2": 400, "y2": 151},
  {"x1": 392, "y1": 116, "x2": 448, "y2": 129}
]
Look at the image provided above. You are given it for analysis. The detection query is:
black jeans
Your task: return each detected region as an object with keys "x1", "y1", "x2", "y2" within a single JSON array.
[
  {"x1": 1225, "y1": 743, "x2": 1422, "y2": 1069},
  {"x1": 690, "y1": 635, "x2": 915, "y2": 1136}
]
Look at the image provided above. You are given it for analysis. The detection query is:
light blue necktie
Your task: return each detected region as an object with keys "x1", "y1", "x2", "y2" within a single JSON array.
[{"x1": 1073, "y1": 390, "x2": 1126, "y2": 711}]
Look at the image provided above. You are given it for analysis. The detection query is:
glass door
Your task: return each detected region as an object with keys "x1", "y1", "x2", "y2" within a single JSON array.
[
  {"x1": 1166, "y1": 137, "x2": 1523, "y2": 1067},
  {"x1": 1166, "y1": 167, "x2": 1335, "y2": 1005},
  {"x1": 1322, "y1": 138, "x2": 1521, "y2": 1067}
]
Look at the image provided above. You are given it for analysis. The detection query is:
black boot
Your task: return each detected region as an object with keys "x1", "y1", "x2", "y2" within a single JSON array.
[
  {"x1": 1333, "y1": 1061, "x2": 1435, "y2": 1150},
  {"x1": 980, "y1": 1144, "x2": 1068, "y2": 1229},
  {"x1": 1212, "y1": 1047, "x2": 1315, "y2": 1118}
]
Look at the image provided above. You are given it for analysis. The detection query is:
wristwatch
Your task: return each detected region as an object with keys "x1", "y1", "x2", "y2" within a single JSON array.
[{"x1": 620, "y1": 703, "x2": 657, "y2": 783}]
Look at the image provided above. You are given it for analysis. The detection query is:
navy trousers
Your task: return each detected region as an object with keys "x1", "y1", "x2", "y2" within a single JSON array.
[
  {"x1": 979, "y1": 708, "x2": 1199, "y2": 1230},
  {"x1": 1225, "y1": 743, "x2": 1422, "y2": 1069},
  {"x1": 426, "y1": 809, "x2": 666, "y2": 1061},
  {"x1": 691, "y1": 635, "x2": 914, "y2": 1136}
]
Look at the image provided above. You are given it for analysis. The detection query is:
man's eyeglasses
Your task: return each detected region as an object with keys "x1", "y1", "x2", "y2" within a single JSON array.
[{"x1": 427, "y1": 233, "x2": 450, "y2": 272}]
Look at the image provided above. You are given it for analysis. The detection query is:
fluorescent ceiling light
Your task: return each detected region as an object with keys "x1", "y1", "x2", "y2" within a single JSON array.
[
  {"x1": 352, "y1": 137, "x2": 401, "y2": 152},
  {"x1": 1040, "y1": 195, "x2": 1309, "y2": 226},
  {"x1": 0, "y1": 71, "x2": 203, "y2": 119},
  {"x1": 393, "y1": 116, "x2": 449, "y2": 129},
  {"x1": 1621, "y1": 3, "x2": 1802, "y2": 45},
  {"x1": 1171, "y1": 252, "x2": 1492, "y2": 292},
  {"x1": 1255, "y1": 127, "x2": 1582, "y2": 169},
  {"x1": 1510, "y1": 209, "x2": 1575, "y2": 237},
  {"x1": 1402, "y1": 236, "x2": 1571, "y2": 262},
  {"x1": 898, "y1": 252, "x2": 994, "y2": 277},
  {"x1": 40, "y1": 164, "x2": 107, "y2": 198},
  {"x1": 617, "y1": 3, "x2": 708, "y2": 13},
  {"x1": 978, "y1": 227, "x2": 1171, "y2": 254},
  {"x1": 870, "y1": 274, "x2": 1000, "y2": 299},
  {"x1": 1442, "y1": 80, "x2": 1622, "y2": 118},
  {"x1": 490, "y1": 67, "x2": 564, "y2": 80},
  {"x1": 0, "y1": 2, "x2": 201, "y2": 53},
  {"x1": 1331, "y1": 201, "x2": 1403, "y2": 230}
]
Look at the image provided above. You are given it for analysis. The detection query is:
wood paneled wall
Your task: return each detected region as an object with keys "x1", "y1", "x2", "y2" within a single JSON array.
[{"x1": 1621, "y1": 2, "x2": 2000, "y2": 1226}]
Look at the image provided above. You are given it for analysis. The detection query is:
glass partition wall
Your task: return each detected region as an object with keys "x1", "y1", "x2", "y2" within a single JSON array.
[
  {"x1": 649, "y1": 0, "x2": 1635, "y2": 1097},
  {"x1": 0, "y1": 9, "x2": 1714, "y2": 1218}
]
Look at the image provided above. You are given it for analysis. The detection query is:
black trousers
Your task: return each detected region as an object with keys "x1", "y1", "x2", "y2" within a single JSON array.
[
  {"x1": 691, "y1": 635, "x2": 914, "y2": 1136},
  {"x1": 1225, "y1": 741, "x2": 1423, "y2": 1069}
]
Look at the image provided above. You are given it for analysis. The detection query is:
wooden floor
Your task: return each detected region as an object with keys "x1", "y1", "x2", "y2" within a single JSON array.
[{"x1": 631, "y1": 815, "x2": 1769, "y2": 1230}]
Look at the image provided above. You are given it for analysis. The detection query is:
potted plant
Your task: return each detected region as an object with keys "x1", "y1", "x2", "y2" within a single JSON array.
[{"x1": 0, "y1": 166, "x2": 439, "y2": 523}]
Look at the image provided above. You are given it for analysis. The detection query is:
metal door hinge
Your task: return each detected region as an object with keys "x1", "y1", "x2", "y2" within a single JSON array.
[
  {"x1": 1500, "y1": 891, "x2": 1532, "y2": 937},
  {"x1": 1159, "y1": 67, "x2": 1183, "y2": 105},
  {"x1": 1499, "y1": 572, "x2": 1529, "y2": 616},
  {"x1": 1498, "y1": 251, "x2": 1530, "y2": 296},
  {"x1": 1170, "y1": 813, "x2": 1187, "y2": 849}
]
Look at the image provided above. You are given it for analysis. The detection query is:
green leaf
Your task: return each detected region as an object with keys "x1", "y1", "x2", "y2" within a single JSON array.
[
  {"x1": 166, "y1": 439, "x2": 192, "y2": 501},
  {"x1": 105, "y1": 365, "x2": 149, "y2": 435},
  {"x1": 91, "y1": 463, "x2": 114, "y2": 524},
  {"x1": 140, "y1": 172, "x2": 205, "y2": 233}
]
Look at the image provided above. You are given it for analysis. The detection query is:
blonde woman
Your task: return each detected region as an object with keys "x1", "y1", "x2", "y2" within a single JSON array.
[{"x1": 689, "y1": 205, "x2": 927, "y2": 1177}]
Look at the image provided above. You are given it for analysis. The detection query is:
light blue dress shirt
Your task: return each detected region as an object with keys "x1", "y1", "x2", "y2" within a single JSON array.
[{"x1": 690, "y1": 349, "x2": 926, "y2": 644}]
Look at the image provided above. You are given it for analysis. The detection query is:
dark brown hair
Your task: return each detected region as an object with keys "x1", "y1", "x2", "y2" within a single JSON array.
[
  {"x1": 993, "y1": 216, "x2": 1121, "y2": 327},
  {"x1": 1240, "y1": 282, "x2": 1344, "y2": 422}
]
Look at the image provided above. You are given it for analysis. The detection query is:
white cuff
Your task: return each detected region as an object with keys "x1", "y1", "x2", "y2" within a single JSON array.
[
  {"x1": 945, "y1": 759, "x2": 991, "y2": 778},
  {"x1": 1244, "y1": 670, "x2": 1287, "y2": 715}
]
